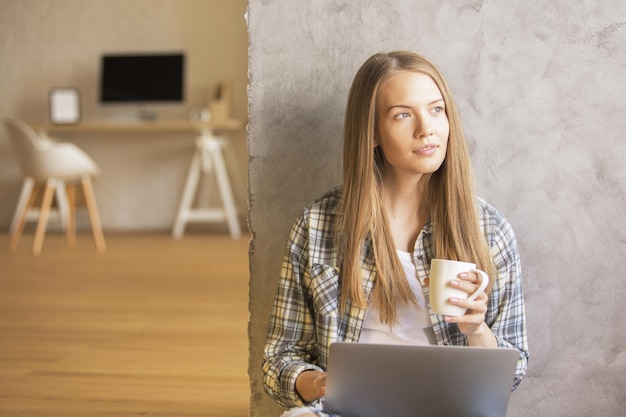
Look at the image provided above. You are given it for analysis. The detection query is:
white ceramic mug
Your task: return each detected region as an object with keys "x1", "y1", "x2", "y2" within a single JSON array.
[{"x1": 429, "y1": 259, "x2": 489, "y2": 316}]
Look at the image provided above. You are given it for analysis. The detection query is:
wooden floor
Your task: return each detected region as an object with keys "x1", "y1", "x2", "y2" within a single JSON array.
[{"x1": 0, "y1": 232, "x2": 250, "y2": 417}]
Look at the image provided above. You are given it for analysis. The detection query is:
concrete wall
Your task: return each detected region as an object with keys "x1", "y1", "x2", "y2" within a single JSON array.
[
  {"x1": 0, "y1": 0, "x2": 248, "y2": 231},
  {"x1": 247, "y1": 1, "x2": 626, "y2": 416}
]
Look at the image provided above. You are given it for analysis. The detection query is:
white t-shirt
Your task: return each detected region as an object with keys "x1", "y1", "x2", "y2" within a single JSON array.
[{"x1": 359, "y1": 250, "x2": 437, "y2": 345}]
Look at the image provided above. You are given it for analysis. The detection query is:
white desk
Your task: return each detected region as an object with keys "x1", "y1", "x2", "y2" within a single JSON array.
[
  {"x1": 33, "y1": 119, "x2": 244, "y2": 239},
  {"x1": 33, "y1": 119, "x2": 242, "y2": 134}
]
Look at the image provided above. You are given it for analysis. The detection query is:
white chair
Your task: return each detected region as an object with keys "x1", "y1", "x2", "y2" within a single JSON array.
[{"x1": 5, "y1": 117, "x2": 106, "y2": 255}]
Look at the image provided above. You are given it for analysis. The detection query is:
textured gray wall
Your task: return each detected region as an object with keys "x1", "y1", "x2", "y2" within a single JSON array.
[{"x1": 247, "y1": 1, "x2": 626, "y2": 416}]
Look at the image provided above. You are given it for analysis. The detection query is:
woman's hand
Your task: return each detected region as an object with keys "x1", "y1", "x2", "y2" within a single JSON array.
[
  {"x1": 426, "y1": 272, "x2": 497, "y2": 347},
  {"x1": 295, "y1": 370, "x2": 327, "y2": 403}
]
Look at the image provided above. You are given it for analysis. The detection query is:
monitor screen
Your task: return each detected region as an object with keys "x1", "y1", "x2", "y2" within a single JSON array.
[{"x1": 99, "y1": 53, "x2": 185, "y2": 103}]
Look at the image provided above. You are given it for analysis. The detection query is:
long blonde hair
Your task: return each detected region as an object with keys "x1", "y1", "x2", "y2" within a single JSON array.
[{"x1": 336, "y1": 51, "x2": 495, "y2": 324}]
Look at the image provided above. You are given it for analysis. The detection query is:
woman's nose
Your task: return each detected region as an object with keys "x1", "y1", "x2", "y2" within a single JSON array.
[{"x1": 415, "y1": 116, "x2": 434, "y2": 138}]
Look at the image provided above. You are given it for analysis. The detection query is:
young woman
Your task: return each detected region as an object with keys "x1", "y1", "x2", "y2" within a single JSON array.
[{"x1": 262, "y1": 51, "x2": 529, "y2": 417}]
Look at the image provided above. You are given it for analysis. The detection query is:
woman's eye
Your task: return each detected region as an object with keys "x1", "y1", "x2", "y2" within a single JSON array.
[
  {"x1": 432, "y1": 106, "x2": 445, "y2": 114},
  {"x1": 394, "y1": 112, "x2": 410, "y2": 120}
]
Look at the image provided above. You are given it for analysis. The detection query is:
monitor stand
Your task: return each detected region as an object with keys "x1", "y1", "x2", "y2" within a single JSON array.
[{"x1": 137, "y1": 105, "x2": 158, "y2": 121}]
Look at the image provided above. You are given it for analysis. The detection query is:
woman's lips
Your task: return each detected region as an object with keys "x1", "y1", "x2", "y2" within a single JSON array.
[{"x1": 414, "y1": 143, "x2": 439, "y2": 155}]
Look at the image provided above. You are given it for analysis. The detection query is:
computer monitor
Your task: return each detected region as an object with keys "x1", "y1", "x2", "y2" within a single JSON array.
[{"x1": 99, "y1": 52, "x2": 185, "y2": 103}]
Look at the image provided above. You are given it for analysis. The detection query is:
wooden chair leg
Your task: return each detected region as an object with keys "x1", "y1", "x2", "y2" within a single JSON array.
[
  {"x1": 65, "y1": 183, "x2": 77, "y2": 249},
  {"x1": 81, "y1": 175, "x2": 106, "y2": 253},
  {"x1": 9, "y1": 183, "x2": 39, "y2": 252},
  {"x1": 9, "y1": 177, "x2": 35, "y2": 235},
  {"x1": 32, "y1": 179, "x2": 56, "y2": 256}
]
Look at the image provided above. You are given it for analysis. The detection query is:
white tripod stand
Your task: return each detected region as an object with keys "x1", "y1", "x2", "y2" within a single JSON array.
[{"x1": 172, "y1": 128, "x2": 241, "y2": 239}]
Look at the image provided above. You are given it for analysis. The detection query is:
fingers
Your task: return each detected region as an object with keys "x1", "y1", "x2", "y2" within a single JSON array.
[
  {"x1": 444, "y1": 303, "x2": 485, "y2": 329},
  {"x1": 446, "y1": 272, "x2": 488, "y2": 325},
  {"x1": 449, "y1": 288, "x2": 488, "y2": 317},
  {"x1": 449, "y1": 271, "x2": 480, "y2": 292},
  {"x1": 316, "y1": 373, "x2": 327, "y2": 398},
  {"x1": 438, "y1": 272, "x2": 491, "y2": 339}
]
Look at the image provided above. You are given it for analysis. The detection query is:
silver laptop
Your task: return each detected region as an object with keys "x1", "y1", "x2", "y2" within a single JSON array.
[{"x1": 324, "y1": 343, "x2": 519, "y2": 417}]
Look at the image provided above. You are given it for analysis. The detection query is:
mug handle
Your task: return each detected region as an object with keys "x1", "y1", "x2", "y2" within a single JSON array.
[{"x1": 467, "y1": 269, "x2": 489, "y2": 301}]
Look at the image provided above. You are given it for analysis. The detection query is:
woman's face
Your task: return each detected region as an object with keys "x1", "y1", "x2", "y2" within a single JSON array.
[{"x1": 375, "y1": 71, "x2": 450, "y2": 181}]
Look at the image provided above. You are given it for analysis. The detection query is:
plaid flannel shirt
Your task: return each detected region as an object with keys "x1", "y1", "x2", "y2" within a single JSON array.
[{"x1": 263, "y1": 186, "x2": 529, "y2": 409}]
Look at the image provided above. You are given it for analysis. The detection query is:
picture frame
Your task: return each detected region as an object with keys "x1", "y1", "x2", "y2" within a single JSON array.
[{"x1": 49, "y1": 87, "x2": 81, "y2": 124}]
